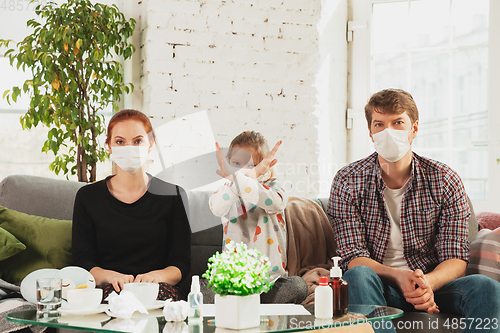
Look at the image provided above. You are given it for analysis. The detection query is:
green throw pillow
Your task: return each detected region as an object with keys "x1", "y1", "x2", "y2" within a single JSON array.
[
  {"x1": 0, "y1": 206, "x2": 72, "y2": 283},
  {"x1": 0, "y1": 227, "x2": 26, "y2": 261}
]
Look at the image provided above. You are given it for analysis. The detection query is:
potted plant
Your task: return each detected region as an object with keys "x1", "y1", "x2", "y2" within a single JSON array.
[
  {"x1": 203, "y1": 241, "x2": 274, "y2": 330},
  {"x1": 0, "y1": 0, "x2": 135, "y2": 182}
]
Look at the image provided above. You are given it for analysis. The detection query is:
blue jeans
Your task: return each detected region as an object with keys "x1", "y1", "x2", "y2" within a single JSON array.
[{"x1": 343, "y1": 266, "x2": 500, "y2": 333}]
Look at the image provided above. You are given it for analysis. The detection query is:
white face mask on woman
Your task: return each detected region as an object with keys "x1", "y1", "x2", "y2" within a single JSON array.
[
  {"x1": 110, "y1": 146, "x2": 149, "y2": 174},
  {"x1": 372, "y1": 128, "x2": 411, "y2": 162}
]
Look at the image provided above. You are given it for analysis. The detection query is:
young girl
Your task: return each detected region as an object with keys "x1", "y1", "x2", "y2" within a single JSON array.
[
  {"x1": 210, "y1": 131, "x2": 306, "y2": 303},
  {"x1": 72, "y1": 109, "x2": 191, "y2": 301}
]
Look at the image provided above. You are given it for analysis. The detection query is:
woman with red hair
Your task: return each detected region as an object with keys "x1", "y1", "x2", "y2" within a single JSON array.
[{"x1": 72, "y1": 109, "x2": 191, "y2": 301}]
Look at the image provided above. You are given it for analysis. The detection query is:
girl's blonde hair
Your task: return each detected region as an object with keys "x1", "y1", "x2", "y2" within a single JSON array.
[{"x1": 227, "y1": 131, "x2": 275, "y2": 180}]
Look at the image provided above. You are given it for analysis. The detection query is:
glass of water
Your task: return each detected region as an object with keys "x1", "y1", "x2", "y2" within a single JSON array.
[{"x1": 36, "y1": 278, "x2": 62, "y2": 319}]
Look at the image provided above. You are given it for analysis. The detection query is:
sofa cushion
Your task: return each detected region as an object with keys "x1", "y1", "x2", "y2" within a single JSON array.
[
  {"x1": 476, "y1": 211, "x2": 500, "y2": 231},
  {"x1": 0, "y1": 175, "x2": 85, "y2": 220},
  {"x1": 466, "y1": 227, "x2": 500, "y2": 281},
  {"x1": 0, "y1": 206, "x2": 72, "y2": 283},
  {"x1": 0, "y1": 227, "x2": 26, "y2": 261}
]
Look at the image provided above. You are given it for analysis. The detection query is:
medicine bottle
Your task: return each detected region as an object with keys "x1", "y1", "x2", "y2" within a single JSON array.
[
  {"x1": 314, "y1": 276, "x2": 333, "y2": 319},
  {"x1": 329, "y1": 257, "x2": 348, "y2": 315}
]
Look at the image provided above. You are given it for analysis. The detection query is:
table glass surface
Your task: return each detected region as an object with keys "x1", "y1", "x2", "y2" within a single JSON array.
[{"x1": 8, "y1": 304, "x2": 403, "y2": 333}]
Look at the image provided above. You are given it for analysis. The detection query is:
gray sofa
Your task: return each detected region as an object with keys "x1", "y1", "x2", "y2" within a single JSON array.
[
  {"x1": 0, "y1": 174, "x2": 223, "y2": 301},
  {"x1": 0, "y1": 174, "x2": 481, "y2": 333}
]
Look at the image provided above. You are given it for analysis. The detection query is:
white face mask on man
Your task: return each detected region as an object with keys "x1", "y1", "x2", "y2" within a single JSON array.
[
  {"x1": 372, "y1": 128, "x2": 411, "y2": 162},
  {"x1": 110, "y1": 146, "x2": 149, "y2": 174}
]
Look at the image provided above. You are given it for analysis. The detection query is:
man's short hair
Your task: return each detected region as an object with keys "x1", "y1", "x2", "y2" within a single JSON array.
[{"x1": 364, "y1": 88, "x2": 419, "y2": 128}]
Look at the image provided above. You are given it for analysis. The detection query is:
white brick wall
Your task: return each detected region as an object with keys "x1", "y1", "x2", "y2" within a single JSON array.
[{"x1": 139, "y1": 0, "x2": 347, "y2": 198}]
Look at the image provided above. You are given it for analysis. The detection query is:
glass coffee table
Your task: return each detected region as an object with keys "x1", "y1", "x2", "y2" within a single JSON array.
[{"x1": 8, "y1": 304, "x2": 403, "y2": 332}]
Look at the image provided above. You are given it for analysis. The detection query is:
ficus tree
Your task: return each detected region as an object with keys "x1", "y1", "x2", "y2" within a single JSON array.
[{"x1": 1, "y1": 0, "x2": 135, "y2": 182}]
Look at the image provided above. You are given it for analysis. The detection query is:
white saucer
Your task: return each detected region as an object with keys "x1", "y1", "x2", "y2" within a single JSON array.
[
  {"x1": 104, "y1": 301, "x2": 164, "y2": 318},
  {"x1": 59, "y1": 304, "x2": 109, "y2": 315},
  {"x1": 144, "y1": 300, "x2": 165, "y2": 310}
]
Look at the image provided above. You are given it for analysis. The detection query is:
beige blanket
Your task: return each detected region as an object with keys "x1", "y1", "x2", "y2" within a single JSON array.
[{"x1": 285, "y1": 197, "x2": 337, "y2": 303}]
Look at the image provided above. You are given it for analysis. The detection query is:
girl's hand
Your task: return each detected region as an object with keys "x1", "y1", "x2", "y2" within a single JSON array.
[
  {"x1": 246, "y1": 140, "x2": 282, "y2": 179},
  {"x1": 215, "y1": 142, "x2": 233, "y2": 180}
]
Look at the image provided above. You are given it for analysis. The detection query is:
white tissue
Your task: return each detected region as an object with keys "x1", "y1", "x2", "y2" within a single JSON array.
[
  {"x1": 163, "y1": 299, "x2": 189, "y2": 322},
  {"x1": 105, "y1": 291, "x2": 148, "y2": 319}
]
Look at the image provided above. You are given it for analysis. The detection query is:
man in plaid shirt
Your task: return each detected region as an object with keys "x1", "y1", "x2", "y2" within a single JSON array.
[{"x1": 328, "y1": 89, "x2": 499, "y2": 332}]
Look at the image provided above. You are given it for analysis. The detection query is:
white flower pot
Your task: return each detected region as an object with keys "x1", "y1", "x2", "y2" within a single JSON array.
[{"x1": 214, "y1": 294, "x2": 260, "y2": 329}]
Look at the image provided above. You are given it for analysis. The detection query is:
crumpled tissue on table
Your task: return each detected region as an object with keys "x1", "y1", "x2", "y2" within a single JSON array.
[
  {"x1": 105, "y1": 291, "x2": 148, "y2": 319},
  {"x1": 163, "y1": 299, "x2": 189, "y2": 322}
]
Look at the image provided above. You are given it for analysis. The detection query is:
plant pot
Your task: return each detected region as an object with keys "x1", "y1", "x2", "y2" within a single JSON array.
[{"x1": 214, "y1": 294, "x2": 260, "y2": 329}]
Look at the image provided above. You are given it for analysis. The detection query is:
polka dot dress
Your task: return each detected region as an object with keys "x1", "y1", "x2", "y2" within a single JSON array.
[{"x1": 209, "y1": 173, "x2": 288, "y2": 279}]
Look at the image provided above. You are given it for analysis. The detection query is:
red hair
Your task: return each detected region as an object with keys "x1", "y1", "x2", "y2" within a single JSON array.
[{"x1": 105, "y1": 109, "x2": 156, "y2": 146}]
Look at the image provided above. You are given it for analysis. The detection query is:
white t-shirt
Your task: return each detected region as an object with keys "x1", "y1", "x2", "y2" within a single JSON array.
[{"x1": 382, "y1": 182, "x2": 411, "y2": 270}]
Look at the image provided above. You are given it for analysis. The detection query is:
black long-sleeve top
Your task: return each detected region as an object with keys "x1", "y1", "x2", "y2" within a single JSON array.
[{"x1": 72, "y1": 176, "x2": 191, "y2": 281}]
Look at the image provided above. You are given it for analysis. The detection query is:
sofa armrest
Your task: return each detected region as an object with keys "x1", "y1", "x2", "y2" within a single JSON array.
[{"x1": 312, "y1": 198, "x2": 329, "y2": 212}]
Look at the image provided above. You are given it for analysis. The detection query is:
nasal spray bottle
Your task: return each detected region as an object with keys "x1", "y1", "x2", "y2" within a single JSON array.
[
  {"x1": 188, "y1": 275, "x2": 203, "y2": 320},
  {"x1": 329, "y1": 257, "x2": 348, "y2": 315}
]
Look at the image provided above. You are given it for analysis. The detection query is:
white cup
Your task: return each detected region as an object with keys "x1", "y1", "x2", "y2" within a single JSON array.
[
  {"x1": 123, "y1": 282, "x2": 159, "y2": 307},
  {"x1": 66, "y1": 288, "x2": 103, "y2": 310}
]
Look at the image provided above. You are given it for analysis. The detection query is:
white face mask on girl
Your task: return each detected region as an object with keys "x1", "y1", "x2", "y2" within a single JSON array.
[
  {"x1": 372, "y1": 128, "x2": 411, "y2": 162},
  {"x1": 110, "y1": 146, "x2": 149, "y2": 174}
]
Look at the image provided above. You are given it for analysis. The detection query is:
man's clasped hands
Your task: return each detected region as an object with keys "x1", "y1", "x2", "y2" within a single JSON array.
[{"x1": 399, "y1": 269, "x2": 440, "y2": 314}]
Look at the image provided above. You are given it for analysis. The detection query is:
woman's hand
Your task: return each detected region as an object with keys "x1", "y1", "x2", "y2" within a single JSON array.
[
  {"x1": 215, "y1": 142, "x2": 233, "y2": 180},
  {"x1": 134, "y1": 272, "x2": 162, "y2": 283},
  {"x1": 90, "y1": 267, "x2": 134, "y2": 293},
  {"x1": 246, "y1": 140, "x2": 282, "y2": 179},
  {"x1": 136, "y1": 267, "x2": 182, "y2": 285},
  {"x1": 108, "y1": 272, "x2": 135, "y2": 293}
]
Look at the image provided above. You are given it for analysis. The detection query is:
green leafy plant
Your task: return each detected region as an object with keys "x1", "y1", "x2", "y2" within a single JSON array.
[
  {"x1": 1, "y1": 0, "x2": 135, "y2": 182},
  {"x1": 202, "y1": 241, "x2": 274, "y2": 296}
]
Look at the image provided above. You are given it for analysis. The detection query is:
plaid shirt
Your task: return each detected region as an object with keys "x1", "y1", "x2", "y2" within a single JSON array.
[{"x1": 327, "y1": 152, "x2": 470, "y2": 273}]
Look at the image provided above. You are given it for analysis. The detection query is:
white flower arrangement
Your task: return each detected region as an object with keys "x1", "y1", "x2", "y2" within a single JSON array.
[{"x1": 202, "y1": 241, "x2": 274, "y2": 296}]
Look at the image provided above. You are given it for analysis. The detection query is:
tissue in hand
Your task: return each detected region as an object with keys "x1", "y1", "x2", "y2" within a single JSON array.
[
  {"x1": 163, "y1": 299, "x2": 189, "y2": 322},
  {"x1": 105, "y1": 291, "x2": 148, "y2": 319}
]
